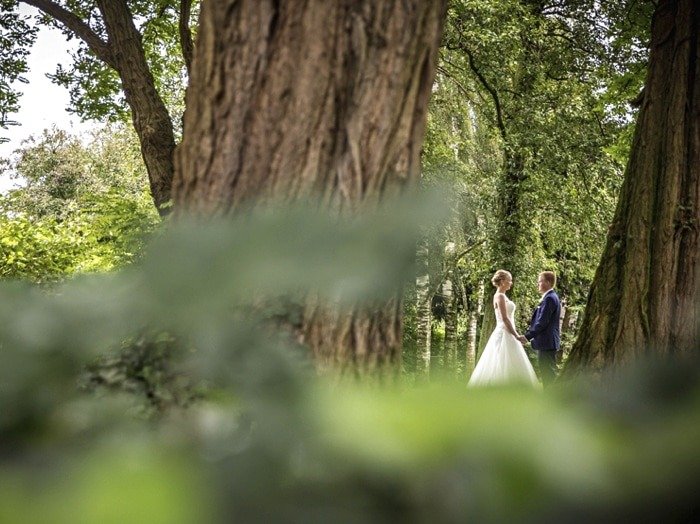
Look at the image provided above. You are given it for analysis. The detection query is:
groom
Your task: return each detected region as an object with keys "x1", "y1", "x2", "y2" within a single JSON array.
[{"x1": 518, "y1": 271, "x2": 561, "y2": 386}]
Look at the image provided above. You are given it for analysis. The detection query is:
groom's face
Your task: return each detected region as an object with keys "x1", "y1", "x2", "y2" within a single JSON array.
[{"x1": 537, "y1": 276, "x2": 550, "y2": 294}]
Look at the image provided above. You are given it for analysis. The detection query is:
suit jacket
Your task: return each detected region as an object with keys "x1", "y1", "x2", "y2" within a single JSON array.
[{"x1": 525, "y1": 289, "x2": 561, "y2": 351}]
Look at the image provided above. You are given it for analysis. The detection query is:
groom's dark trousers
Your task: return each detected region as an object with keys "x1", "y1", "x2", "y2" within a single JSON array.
[{"x1": 536, "y1": 350, "x2": 557, "y2": 386}]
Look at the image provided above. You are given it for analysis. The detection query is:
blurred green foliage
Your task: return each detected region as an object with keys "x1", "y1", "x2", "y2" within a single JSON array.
[
  {"x1": 0, "y1": 438, "x2": 213, "y2": 524},
  {"x1": 0, "y1": 198, "x2": 698, "y2": 522},
  {"x1": 82, "y1": 331, "x2": 201, "y2": 417}
]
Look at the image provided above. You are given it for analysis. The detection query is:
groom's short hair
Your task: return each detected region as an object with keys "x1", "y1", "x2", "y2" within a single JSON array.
[{"x1": 540, "y1": 271, "x2": 556, "y2": 287}]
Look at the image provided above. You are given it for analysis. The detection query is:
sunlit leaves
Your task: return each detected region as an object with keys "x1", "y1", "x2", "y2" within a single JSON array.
[
  {"x1": 51, "y1": 48, "x2": 128, "y2": 122},
  {"x1": 0, "y1": 215, "x2": 78, "y2": 281},
  {"x1": 0, "y1": 126, "x2": 160, "y2": 279}
]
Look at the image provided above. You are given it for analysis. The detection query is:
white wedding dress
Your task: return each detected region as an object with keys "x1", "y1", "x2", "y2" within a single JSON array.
[{"x1": 468, "y1": 294, "x2": 540, "y2": 387}]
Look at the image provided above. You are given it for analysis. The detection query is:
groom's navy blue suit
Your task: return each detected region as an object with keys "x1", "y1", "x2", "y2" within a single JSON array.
[{"x1": 525, "y1": 289, "x2": 561, "y2": 384}]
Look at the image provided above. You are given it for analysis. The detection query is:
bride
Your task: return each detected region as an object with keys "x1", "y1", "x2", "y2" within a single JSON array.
[{"x1": 468, "y1": 269, "x2": 540, "y2": 388}]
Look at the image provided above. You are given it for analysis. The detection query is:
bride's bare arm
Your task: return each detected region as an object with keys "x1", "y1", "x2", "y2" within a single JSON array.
[{"x1": 495, "y1": 293, "x2": 520, "y2": 337}]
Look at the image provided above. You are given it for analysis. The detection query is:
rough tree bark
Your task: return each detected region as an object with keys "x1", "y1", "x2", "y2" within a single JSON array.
[
  {"x1": 565, "y1": 0, "x2": 699, "y2": 372},
  {"x1": 174, "y1": 0, "x2": 447, "y2": 371}
]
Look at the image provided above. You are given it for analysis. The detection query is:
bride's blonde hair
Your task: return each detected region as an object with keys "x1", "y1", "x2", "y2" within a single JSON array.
[{"x1": 491, "y1": 269, "x2": 512, "y2": 287}]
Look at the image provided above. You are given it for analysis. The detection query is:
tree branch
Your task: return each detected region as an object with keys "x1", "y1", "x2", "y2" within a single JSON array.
[
  {"x1": 446, "y1": 17, "x2": 508, "y2": 141},
  {"x1": 453, "y1": 238, "x2": 488, "y2": 263},
  {"x1": 436, "y1": 64, "x2": 476, "y2": 104},
  {"x1": 425, "y1": 238, "x2": 489, "y2": 303},
  {"x1": 19, "y1": 0, "x2": 115, "y2": 68},
  {"x1": 629, "y1": 87, "x2": 645, "y2": 108},
  {"x1": 462, "y1": 47, "x2": 507, "y2": 142},
  {"x1": 179, "y1": 0, "x2": 194, "y2": 75}
]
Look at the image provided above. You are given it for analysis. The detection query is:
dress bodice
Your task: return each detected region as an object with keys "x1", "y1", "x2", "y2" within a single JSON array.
[{"x1": 495, "y1": 294, "x2": 516, "y2": 325}]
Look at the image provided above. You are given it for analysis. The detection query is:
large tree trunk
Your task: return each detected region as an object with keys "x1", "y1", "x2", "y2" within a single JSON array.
[
  {"x1": 173, "y1": 0, "x2": 446, "y2": 370},
  {"x1": 497, "y1": 148, "x2": 527, "y2": 270},
  {"x1": 565, "y1": 0, "x2": 699, "y2": 372},
  {"x1": 98, "y1": 0, "x2": 176, "y2": 214}
]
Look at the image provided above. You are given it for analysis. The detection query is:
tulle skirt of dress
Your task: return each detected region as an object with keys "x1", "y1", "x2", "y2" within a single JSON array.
[{"x1": 468, "y1": 326, "x2": 540, "y2": 387}]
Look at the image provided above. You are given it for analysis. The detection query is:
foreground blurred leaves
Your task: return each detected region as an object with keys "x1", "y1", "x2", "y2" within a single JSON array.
[{"x1": 0, "y1": 195, "x2": 698, "y2": 523}]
